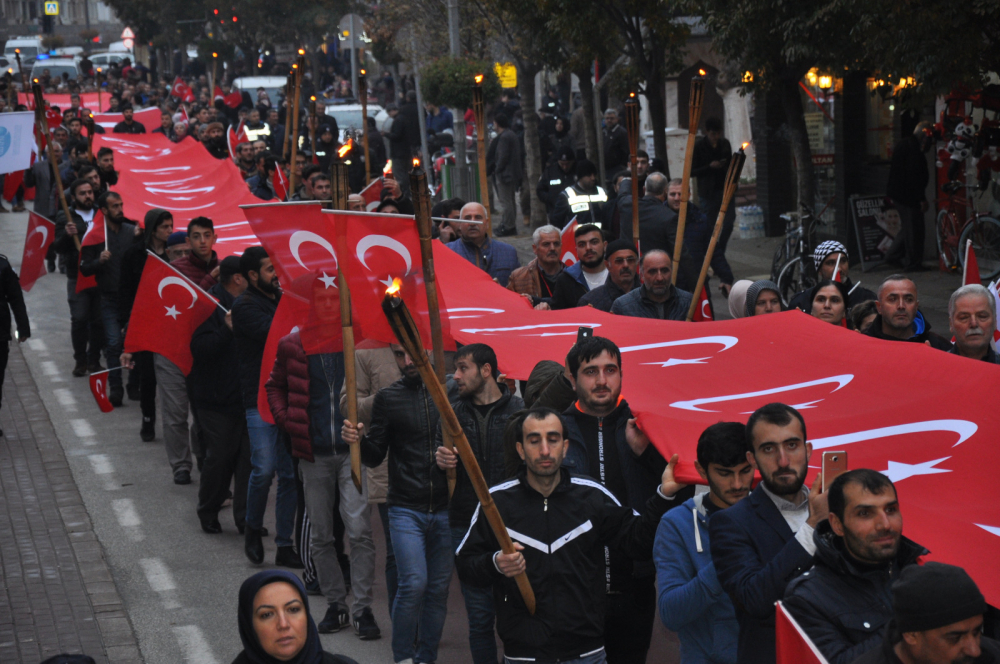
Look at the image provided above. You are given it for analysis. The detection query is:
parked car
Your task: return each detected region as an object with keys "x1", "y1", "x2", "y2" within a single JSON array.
[
  {"x1": 324, "y1": 101, "x2": 387, "y2": 143},
  {"x1": 31, "y1": 58, "x2": 82, "y2": 83},
  {"x1": 89, "y1": 52, "x2": 128, "y2": 70},
  {"x1": 233, "y1": 76, "x2": 288, "y2": 107},
  {"x1": 3, "y1": 36, "x2": 43, "y2": 61}
]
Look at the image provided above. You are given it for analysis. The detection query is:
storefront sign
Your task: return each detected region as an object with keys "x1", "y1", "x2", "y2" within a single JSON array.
[{"x1": 850, "y1": 194, "x2": 900, "y2": 271}]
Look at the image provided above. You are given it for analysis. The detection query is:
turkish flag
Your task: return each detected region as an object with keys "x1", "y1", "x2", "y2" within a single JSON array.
[
  {"x1": 776, "y1": 602, "x2": 828, "y2": 664},
  {"x1": 3, "y1": 169, "x2": 24, "y2": 201},
  {"x1": 225, "y1": 89, "x2": 243, "y2": 109},
  {"x1": 122, "y1": 253, "x2": 220, "y2": 374},
  {"x1": 75, "y1": 210, "x2": 104, "y2": 293},
  {"x1": 89, "y1": 371, "x2": 115, "y2": 413},
  {"x1": 964, "y1": 239, "x2": 981, "y2": 285},
  {"x1": 214, "y1": 85, "x2": 225, "y2": 101},
  {"x1": 227, "y1": 121, "x2": 249, "y2": 161},
  {"x1": 20, "y1": 212, "x2": 55, "y2": 292},
  {"x1": 171, "y1": 76, "x2": 195, "y2": 103},
  {"x1": 560, "y1": 216, "x2": 578, "y2": 267},
  {"x1": 273, "y1": 167, "x2": 289, "y2": 201},
  {"x1": 45, "y1": 107, "x2": 62, "y2": 131},
  {"x1": 93, "y1": 107, "x2": 163, "y2": 133},
  {"x1": 359, "y1": 177, "x2": 383, "y2": 211},
  {"x1": 327, "y1": 209, "x2": 453, "y2": 349},
  {"x1": 691, "y1": 284, "x2": 713, "y2": 322},
  {"x1": 241, "y1": 202, "x2": 345, "y2": 354}
]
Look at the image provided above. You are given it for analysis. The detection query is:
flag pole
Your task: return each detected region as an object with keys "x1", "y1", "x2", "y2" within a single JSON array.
[
  {"x1": 410, "y1": 156, "x2": 456, "y2": 499},
  {"x1": 471, "y1": 74, "x2": 492, "y2": 237},
  {"x1": 330, "y1": 157, "x2": 363, "y2": 493},
  {"x1": 288, "y1": 51, "x2": 305, "y2": 196},
  {"x1": 686, "y1": 144, "x2": 746, "y2": 321},
  {"x1": 358, "y1": 68, "x2": 371, "y2": 187},
  {"x1": 33, "y1": 84, "x2": 79, "y2": 251},
  {"x1": 383, "y1": 289, "x2": 536, "y2": 614},
  {"x1": 308, "y1": 96, "x2": 317, "y2": 163},
  {"x1": 624, "y1": 92, "x2": 640, "y2": 250},
  {"x1": 673, "y1": 71, "x2": 705, "y2": 285},
  {"x1": 146, "y1": 250, "x2": 229, "y2": 314}
]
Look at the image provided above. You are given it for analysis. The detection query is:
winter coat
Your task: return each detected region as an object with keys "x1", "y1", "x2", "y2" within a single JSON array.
[
  {"x1": 79, "y1": 220, "x2": 139, "y2": 296},
  {"x1": 551, "y1": 182, "x2": 609, "y2": 229},
  {"x1": 655, "y1": 493, "x2": 738, "y2": 664},
  {"x1": 784, "y1": 522, "x2": 927, "y2": 664},
  {"x1": 618, "y1": 195, "x2": 699, "y2": 290},
  {"x1": 886, "y1": 134, "x2": 928, "y2": 208},
  {"x1": 188, "y1": 283, "x2": 242, "y2": 415},
  {"x1": 610, "y1": 284, "x2": 693, "y2": 321},
  {"x1": 0, "y1": 255, "x2": 30, "y2": 342},
  {"x1": 24, "y1": 157, "x2": 60, "y2": 219},
  {"x1": 506, "y1": 257, "x2": 562, "y2": 302},
  {"x1": 456, "y1": 466, "x2": 673, "y2": 662},
  {"x1": 52, "y1": 207, "x2": 90, "y2": 280},
  {"x1": 578, "y1": 273, "x2": 638, "y2": 312},
  {"x1": 550, "y1": 261, "x2": 593, "y2": 311},
  {"x1": 232, "y1": 285, "x2": 280, "y2": 409},
  {"x1": 435, "y1": 386, "x2": 525, "y2": 532},
  {"x1": 171, "y1": 251, "x2": 219, "y2": 291},
  {"x1": 492, "y1": 128, "x2": 523, "y2": 186},
  {"x1": 536, "y1": 162, "x2": 576, "y2": 213},
  {"x1": 850, "y1": 634, "x2": 1000, "y2": 664},
  {"x1": 446, "y1": 237, "x2": 520, "y2": 288},
  {"x1": 863, "y1": 311, "x2": 951, "y2": 351}
]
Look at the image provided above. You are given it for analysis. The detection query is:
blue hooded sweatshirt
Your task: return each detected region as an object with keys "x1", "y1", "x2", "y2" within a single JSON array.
[{"x1": 654, "y1": 492, "x2": 738, "y2": 664}]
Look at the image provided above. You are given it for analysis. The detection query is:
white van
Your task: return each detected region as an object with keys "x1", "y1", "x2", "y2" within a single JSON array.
[
  {"x1": 233, "y1": 76, "x2": 288, "y2": 107},
  {"x1": 3, "y1": 36, "x2": 43, "y2": 61}
]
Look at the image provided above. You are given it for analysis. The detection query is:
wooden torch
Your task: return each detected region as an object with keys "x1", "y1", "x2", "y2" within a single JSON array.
[
  {"x1": 686, "y1": 143, "x2": 747, "y2": 322},
  {"x1": 471, "y1": 74, "x2": 491, "y2": 236},
  {"x1": 359, "y1": 68, "x2": 371, "y2": 186},
  {"x1": 673, "y1": 70, "x2": 705, "y2": 285},
  {"x1": 410, "y1": 157, "x2": 456, "y2": 498},
  {"x1": 382, "y1": 284, "x2": 536, "y2": 615},
  {"x1": 288, "y1": 51, "x2": 305, "y2": 195},
  {"x1": 32, "y1": 85, "x2": 77, "y2": 251},
  {"x1": 14, "y1": 49, "x2": 26, "y2": 93},
  {"x1": 282, "y1": 73, "x2": 293, "y2": 161},
  {"x1": 309, "y1": 96, "x2": 317, "y2": 163},
  {"x1": 330, "y1": 155, "x2": 363, "y2": 493},
  {"x1": 624, "y1": 92, "x2": 640, "y2": 250},
  {"x1": 85, "y1": 113, "x2": 95, "y2": 161}
]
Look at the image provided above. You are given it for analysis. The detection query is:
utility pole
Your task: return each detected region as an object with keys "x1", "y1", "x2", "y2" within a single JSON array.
[{"x1": 447, "y1": 0, "x2": 467, "y2": 199}]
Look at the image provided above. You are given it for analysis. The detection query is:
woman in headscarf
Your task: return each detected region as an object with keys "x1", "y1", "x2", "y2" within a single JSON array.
[
  {"x1": 803, "y1": 279, "x2": 850, "y2": 327},
  {"x1": 234, "y1": 570, "x2": 358, "y2": 664},
  {"x1": 727, "y1": 279, "x2": 753, "y2": 319},
  {"x1": 744, "y1": 279, "x2": 783, "y2": 317}
]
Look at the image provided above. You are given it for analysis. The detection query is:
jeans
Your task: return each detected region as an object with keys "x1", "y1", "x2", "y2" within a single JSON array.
[
  {"x1": 604, "y1": 577, "x2": 656, "y2": 664},
  {"x1": 153, "y1": 354, "x2": 193, "y2": 474},
  {"x1": 452, "y1": 525, "x2": 499, "y2": 664},
  {"x1": 99, "y1": 294, "x2": 123, "y2": 388},
  {"x1": 300, "y1": 453, "x2": 375, "y2": 614},
  {"x1": 378, "y1": 502, "x2": 398, "y2": 610},
  {"x1": 196, "y1": 408, "x2": 251, "y2": 528},
  {"x1": 66, "y1": 281, "x2": 103, "y2": 365},
  {"x1": 389, "y1": 506, "x2": 453, "y2": 663},
  {"x1": 495, "y1": 177, "x2": 518, "y2": 233},
  {"x1": 244, "y1": 407, "x2": 297, "y2": 548},
  {"x1": 506, "y1": 650, "x2": 606, "y2": 664}
]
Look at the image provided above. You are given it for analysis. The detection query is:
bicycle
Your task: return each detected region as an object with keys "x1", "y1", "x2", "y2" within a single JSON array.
[
  {"x1": 936, "y1": 180, "x2": 1000, "y2": 280},
  {"x1": 770, "y1": 204, "x2": 825, "y2": 307}
]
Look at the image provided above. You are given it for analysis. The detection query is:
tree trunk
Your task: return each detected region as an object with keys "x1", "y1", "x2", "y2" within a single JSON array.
[
  {"x1": 779, "y1": 76, "x2": 815, "y2": 215},
  {"x1": 646, "y1": 44, "x2": 670, "y2": 178},
  {"x1": 519, "y1": 64, "x2": 547, "y2": 229},
  {"x1": 576, "y1": 65, "x2": 598, "y2": 162}
]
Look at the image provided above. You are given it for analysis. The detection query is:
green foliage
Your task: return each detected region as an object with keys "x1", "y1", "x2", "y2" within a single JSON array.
[
  {"x1": 41, "y1": 35, "x2": 65, "y2": 50},
  {"x1": 420, "y1": 57, "x2": 501, "y2": 109}
]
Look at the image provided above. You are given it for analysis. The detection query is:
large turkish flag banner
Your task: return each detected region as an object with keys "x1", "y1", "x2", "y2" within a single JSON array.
[
  {"x1": 430, "y1": 244, "x2": 1000, "y2": 605},
  {"x1": 20, "y1": 212, "x2": 55, "y2": 292},
  {"x1": 123, "y1": 253, "x2": 219, "y2": 374},
  {"x1": 326, "y1": 210, "x2": 452, "y2": 350}
]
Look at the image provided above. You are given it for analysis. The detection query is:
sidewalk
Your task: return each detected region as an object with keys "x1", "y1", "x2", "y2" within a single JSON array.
[{"x1": 0, "y1": 343, "x2": 141, "y2": 664}]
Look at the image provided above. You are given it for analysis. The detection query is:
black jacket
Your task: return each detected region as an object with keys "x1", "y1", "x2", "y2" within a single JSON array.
[
  {"x1": 0, "y1": 255, "x2": 30, "y2": 342},
  {"x1": 863, "y1": 311, "x2": 951, "y2": 351},
  {"x1": 603, "y1": 123, "x2": 629, "y2": 173},
  {"x1": 577, "y1": 273, "x2": 638, "y2": 312},
  {"x1": 692, "y1": 136, "x2": 732, "y2": 200},
  {"x1": 886, "y1": 134, "x2": 929, "y2": 208},
  {"x1": 437, "y1": 386, "x2": 525, "y2": 531},
  {"x1": 618, "y1": 195, "x2": 699, "y2": 290},
  {"x1": 359, "y1": 374, "x2": 450, "y2": 513},
  {"x1": 550, "y1": 182, "x2": 609, "y2": 229},
  {"x1": 456, "y1": 466, "x2": 673, "y2": 662},
  {"x1": 850, "y1": 633, "x2": 1000, "y2": 664},
  {"x1": 389, "y1": 101, "x2": 421, "y2": 160},
  {"x1": 783, "y1": 522, "x2": 928, "y2": 664},
  {"x1": 536, "y1": 162, "x2": 576, "y2": 213},
  {"x1": 188, "y1": 283, "x2": 242, "y2": 415},
  {"x1": 492, "y1": 128, "x2": 523, "y2": 186},
  {"x1": 113, "y1": 120, "x2": 146, "y2": 134},
  {"x1": 232, "y1": 285, "x2": 280, "y2": 409},
  {"x1": 550, "y1": 262, "x2": 593, "y2": 311},
  {"x1": 53, "y1": 207, "x2": 91, "y2": 280},
  {"x1": 79, "y1": 220, "x2": 139, "y2": 296}
]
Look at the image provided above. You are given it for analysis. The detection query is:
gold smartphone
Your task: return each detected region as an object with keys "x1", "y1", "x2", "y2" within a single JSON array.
[{"x1": 821, "y1": 451, "x2": 848, "y2": 493}]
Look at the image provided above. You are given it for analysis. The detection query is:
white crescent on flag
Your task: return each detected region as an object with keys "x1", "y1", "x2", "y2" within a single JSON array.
[
  {"x1": 356, "y1": 235, "x2": 413, "y2": 275},
  {"x1": 289, "y1": 230, "x2": 338, "y2": 271},
  {"x1": 157, "y1": 276, "x2": 199, "y2": 309}
]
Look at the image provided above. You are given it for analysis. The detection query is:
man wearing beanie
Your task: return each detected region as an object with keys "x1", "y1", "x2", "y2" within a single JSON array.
[
  {"x1": 550, "y1": 158, "x2": 609, "y2": 229},
  {"x1": 579, "y1": 239, "x2": 639, "y2": 311},
  {"x1": 783, "y1": 469, "x2": 928, "y2": 664},
  {"x1": 850, "y1": 562, "x2": 999, "y2": 664}
]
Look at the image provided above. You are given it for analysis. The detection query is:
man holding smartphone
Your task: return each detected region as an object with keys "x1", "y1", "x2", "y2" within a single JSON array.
[
  {"x1": 783, "y1": 469, "x2": 927, "y2": 664},
  {"x1": 709, "y1": 402, "x2": 828, "y2": 664}
]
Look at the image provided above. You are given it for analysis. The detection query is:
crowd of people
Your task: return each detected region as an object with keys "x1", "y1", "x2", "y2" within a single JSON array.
[{"x1": 2, "y1": 62, "x2": 999, "y2": 664}]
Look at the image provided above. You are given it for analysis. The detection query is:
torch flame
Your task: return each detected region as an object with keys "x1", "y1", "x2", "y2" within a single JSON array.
[
  {"x1": 412, "y1": 157, "x2": 421, "y2": 168},
  {"x1": 383, "y1": 162, "x2": 392, "y2": 175},
  {"x1": 386, "y1": 277, "x2": 402, "y2": 296},
  {"x1": 310, "y1": 95, "x2": 316, "y2": 101},
  {"x1": 298, "y1": 48, "x2": 305, "y2": 56},
  {"x1": 474, "y1": 74, "x2": 484, "y2": 84},
  {"x1": 360, "y1": 68, "x2": 366, "y2": 76},
  {"x1": 698, "y1": 68, "x2": 707, "y2": 76},
  {"x1": 338, "y1": 139, "x2": 353, "y2": 159},
  {"x1": 629, "y1": 91, "x2": 636, "y2": 98},
  {"x1": 741, "y1": 142, "x2": 750, "y2": 150}
]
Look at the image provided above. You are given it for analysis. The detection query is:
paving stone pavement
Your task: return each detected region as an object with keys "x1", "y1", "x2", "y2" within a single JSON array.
[{"x1": 0, "y1": 343, "x2": 142, "y2": 664}]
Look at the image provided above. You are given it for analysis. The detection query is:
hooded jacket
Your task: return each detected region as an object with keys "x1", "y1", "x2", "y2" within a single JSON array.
[
  {"x1": 863, "y1": 311, "x2": 951, "y2": 351},
  {"x1": 783, "y1": 521, "x2": 928, "y2": 664},
  {"x1": 118, "y1": 208, "x2": 171, "y2": 326},
  {"x1": 654, "y1": 493, "x2": 738, "y2": 664},
  {"x1": 232, "y1": 285, "x2": 280, "y2": 409},
  {"x1": 189, "y1": 282, "x2": 242, "y2": 415}
]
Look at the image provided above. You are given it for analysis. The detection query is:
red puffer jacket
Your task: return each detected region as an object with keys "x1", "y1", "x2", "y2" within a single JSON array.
[{"x1": 264, "y1": 331, "x2": 314, "y2": 462}]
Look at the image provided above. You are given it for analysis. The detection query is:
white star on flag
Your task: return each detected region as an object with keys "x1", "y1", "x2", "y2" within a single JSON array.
[
  {"x1": 641, "y1": 357, "x2": 711, "y2": 368},
  {"x1": 379, "y1": 276, "x2": 395, "y2": 289},
  {"x1": 319, "y1": 271, "x2": 338, "y2": 289},
  {"x1": 882, "y1": 457, "x2": 952, "y2": 483},
  {"x1": 165, "y1": 305, "x2": 181, "y2": 320}
]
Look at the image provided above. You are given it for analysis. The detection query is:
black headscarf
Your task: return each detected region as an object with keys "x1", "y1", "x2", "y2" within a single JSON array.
[
  {"x1": 236, "y1": 570, "x2": 323, "y2": 664},
  {"x1": 803, "y1": 279, "x2": 851, "y2": 317}
]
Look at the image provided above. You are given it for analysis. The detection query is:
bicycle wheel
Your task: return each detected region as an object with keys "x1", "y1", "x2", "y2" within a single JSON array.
[
  {"x1": 937, "y1": 209, "x2": 962, "y2": 270},
  {"x1": 959, "y1": 216, "x2": 1000, "y2": 281},
  {"x1": 776, "y1": 256, "x2": 812, "y2": 307}
]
